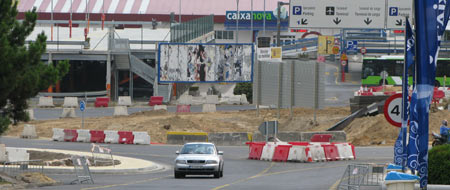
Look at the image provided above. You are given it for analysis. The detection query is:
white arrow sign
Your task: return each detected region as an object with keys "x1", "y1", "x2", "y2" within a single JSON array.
[{"x1": 386, "y1": 0, "x2": 413, "y2": 29}]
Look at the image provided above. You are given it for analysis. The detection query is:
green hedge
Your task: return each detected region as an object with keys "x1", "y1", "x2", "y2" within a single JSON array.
[{"x1": 429, "y1": 144, "x2": 450, "y2": 184}]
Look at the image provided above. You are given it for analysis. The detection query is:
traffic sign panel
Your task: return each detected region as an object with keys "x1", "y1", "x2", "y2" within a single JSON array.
[
  {"x1": 383, "y1": 93, "x2": 403, "y2": 127},
  {"x1": 80, "y1": 101, "x2": 86, "y2": 112},
  {"x1": 386, "y1": 0, "x2": 413, "y2": 29},
  {"x1": 289, "y1": 0, "x2": 386, "y2": 28}
]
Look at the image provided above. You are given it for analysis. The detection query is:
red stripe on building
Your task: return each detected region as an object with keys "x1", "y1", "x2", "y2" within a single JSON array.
[
  {"x1": 130, "y1": 0, "x2": 142, "y2": 14},
  {"x1": 88, "y1": 0, "x2": 97, "y2": 13},
  {"x1": 22, "y1": 0, "x2": 36, "y2": 12},
  {"x1": 101, "y1": 0, "x2": 112, "y2": 13},
  {"x1": 71, "y1": 0, "x2": 82, "y2": 13},
  {"x1": 38, "y1": 0, "x2": 51, "y2": 12},
  {"x1": 114, "y1": 0, "x2": 127, "y2": 14},
  {"x1": 54, "y1": 0, "x2": 67, "y2": 12},
  {"x1": 145, "y1": 0, "x2": 153, "y2": 14}
]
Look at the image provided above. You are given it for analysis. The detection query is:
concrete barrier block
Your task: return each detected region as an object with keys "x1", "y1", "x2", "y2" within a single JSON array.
[
  {"x1": 206, "y1": 95, "x2": 219, "y2": 104},
  {"x1": 76, "y1": 129, "x2": 91, "y2": 142},
  {"x1": 63, "y1": 97, "x2": 78, "y2": 108},
  {"x1": 208, "y1": 132, "x2": 251, "y2": 146},
  {"x1": 252, "y1": 132, "x2": 302, "y2": 142},
  {"x1": 228, "y1": 95, "x2": 241, "y2": 105},
  {"x1": 240, "y1": 94, "x2": 249, "y2": 105},
  {"x1": 300, "y1": 131, "x2": 347, "y2": 142},
  {"x1": 38, "y1": 97, "x2": 54, "y2": 107},
  {"x1": 113, "y1": 106, "x2": 128, "y2": 116},
  {"x1": 118, "y1": 96, "x2": 132, "y2": 106},
  {"x1": 60, "y1": 108, "x2": 77, "y2": 118},
  {"x1": 52, "y1": 128, "x2": 65, "y2": 141},
  {"x1": 166, "y1": 132, "x2": 208, "y2": 145},
  {"x1": 20, "y1": 124, "x2": 38, "y2": 139},
  {"x1": 133, "y1": 131, "x2": 151, "y2": 145},
  {"x1": 202, "y1": 104, "x2": 216, "y2": 112},
  {"x1": 154, "y1": 105, "x2": 168, "y2": 111},
  {"x1": 0, "y1": 144, "x2": 6, "y2": 162},
  {"x1": 6, "y1": 148, "x2": 29, "y2": 162},
  {"x1": 105, "y1": 130, "x2": 119, "y2": 143},
  {"x1": 178, "y1": 95, "x2": 193, "y2": 105},
  {"x1": 26, "y1": 109, "x2": 34, "y2": 120}
]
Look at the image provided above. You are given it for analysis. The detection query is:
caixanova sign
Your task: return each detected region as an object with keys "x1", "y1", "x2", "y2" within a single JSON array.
[
  {"x1": 224, "y1": 10, "x2": 289, "y2": 30},
  {"x1": 226, "y1": 11, "x2": 275, "y2": 21}
]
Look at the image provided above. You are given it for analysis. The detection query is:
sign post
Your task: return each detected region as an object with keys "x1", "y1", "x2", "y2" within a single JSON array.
[{"x1": 80, "y1": 100, "x2": 86, "y2": 129}]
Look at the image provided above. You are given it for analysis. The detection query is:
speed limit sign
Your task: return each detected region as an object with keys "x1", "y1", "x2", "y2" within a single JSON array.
[{"x1": 383, "y1": 93, "x2": 403, "y2": 127}]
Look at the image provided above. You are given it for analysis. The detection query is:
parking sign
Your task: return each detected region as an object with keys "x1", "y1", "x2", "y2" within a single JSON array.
[
  {"x1": 389, "y1": 7, "x2": 398, "y2": 16},
  {"x1": 293, "y1": 6, "x2": 302, "y2": 15},
  {"x1": 346, "y1": 41, "x2": 358, "y2": 51}
]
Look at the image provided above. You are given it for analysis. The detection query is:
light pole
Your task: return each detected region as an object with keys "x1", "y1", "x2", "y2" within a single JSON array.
[{"x1": 236, "y1": 0, "x2": 239, "y2": 43}]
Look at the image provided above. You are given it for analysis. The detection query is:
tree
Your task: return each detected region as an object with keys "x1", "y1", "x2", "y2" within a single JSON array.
[
  {"x1": 234, "y1": 82, "x2": 252, "y2": 103},
  {"x1": 0, "y1": 0, "x2": 69, "y2": 134}
]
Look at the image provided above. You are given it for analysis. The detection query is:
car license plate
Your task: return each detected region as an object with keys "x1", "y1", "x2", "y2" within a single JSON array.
[{"x1": 189, "y1": 165, "x2": 203, "y2": 169}]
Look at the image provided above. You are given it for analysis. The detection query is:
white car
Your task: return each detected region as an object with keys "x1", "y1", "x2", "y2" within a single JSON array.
[{"x1": 174, "y1": 142, "x2": 224, "y2": 178}]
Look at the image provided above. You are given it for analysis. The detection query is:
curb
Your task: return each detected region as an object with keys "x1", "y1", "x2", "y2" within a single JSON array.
[{"x1": 25, "y1": 148, "x2": 166, "y2": 174}]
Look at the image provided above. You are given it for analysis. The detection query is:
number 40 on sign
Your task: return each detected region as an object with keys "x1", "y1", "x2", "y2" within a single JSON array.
[{"x1": 383, "y1": 93, "x2": 403, "y2": 127}]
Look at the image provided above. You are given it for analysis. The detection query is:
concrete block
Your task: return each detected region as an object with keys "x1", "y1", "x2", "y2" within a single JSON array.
[
  {"x1": 26, "y1": 109, "x2": 34, "y2": 120},
  {"x1": 252, "y1": 132, "x2": 302, "y2": 142},
  {"x1": 166, "y1": 132, "x2": 208, "y2": 145},
  {"x1": 300, "y1": 131, "x2": 347, "y2": 142},
  {"x1": 76, "y1": 129, "x2": 91, "y2": 142},
  {"x1": 37, "y1": 97, "x2": 54, "y2": 107},
  {"x1": 228, "y1": 95, "x2": 241, "y2": 105},
  {"x1": 52, "y1": 128, "x2": 65, "y2": 141},
  {"x1": 0, "y1": 144, "x2": 6, "y2": 162},
  {"x1": 202, "y1": 104, "x2": 216, "y2": 112},
  {"x1": 118, "y1": 96, "x2": 132, "y2": 106},
  {"x1": 178, "y1": 95, "x2": 193, "y2": 105},
  {"x1": 63, "y1": 97, "x2": 78, "y2": 108},
  {"x1": 133, "y1": 131, "x2": 151, "y2": 145},
  {"x1": 113, "y1": 106, "x2": 128, "y2": 116},
  {"x1": 6, "y1": 148, "x2": 29, "y2": 162},
  {"x1": 20, "y1": 124, "x2": 38, "y2": 139},
  {"x1": 208, "y1": 132, "x2": 251, "y2": 146},
  {"x1": 240, "y1": 94, "x2": 249, "y2": 105},
  {"x1": 153, "y1": 105, "x2": 168, "y2": 111},
  {"x1": 206, "y1": 95, "x2": 219, "y2": 104},
  {"x1": 105, "y1": 130, "x2": 119, "y2": 143},
  {"x1": 60, "y1": 108, "x2": 77, "y2": 118}
]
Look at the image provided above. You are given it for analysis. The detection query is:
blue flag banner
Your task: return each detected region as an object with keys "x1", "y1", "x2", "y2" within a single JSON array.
[
  {"x1": 395, "y1": 19, "x2": 415, "y2": 167},
  {"x1": 411, "y1": 0, "x2": 450, "y2": 187}
]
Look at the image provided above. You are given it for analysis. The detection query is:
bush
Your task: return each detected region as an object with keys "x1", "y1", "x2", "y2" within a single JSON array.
[
  {"x1": 234, "y1": 83, "x2": 252, "y2": 103},
  {"x1": 429, "y1": 144, "x2": 450, "y2": 184}
]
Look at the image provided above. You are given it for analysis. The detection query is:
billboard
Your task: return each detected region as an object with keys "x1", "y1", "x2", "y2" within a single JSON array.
[
  {"x1": 224, "y1": 10, "x2": 289, "y2": 30},
  {"x1": 158, "y1": 43, "x2": 254, "y2": 83}
]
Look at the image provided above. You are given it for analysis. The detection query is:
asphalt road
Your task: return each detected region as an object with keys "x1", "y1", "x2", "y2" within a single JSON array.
[{"x1": 0, "y1": 137, "x2": 393, "y2": 190}]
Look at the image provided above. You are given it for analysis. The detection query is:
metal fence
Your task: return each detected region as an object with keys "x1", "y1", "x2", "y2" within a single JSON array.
[
  {"x1": 91, "y1": 144, "x2": 114, "y2": 167},
  {"x1": 337, "y1": 163, "x2": 386, "y2": 190},
  {"x1": 170, "y1": 15, "x2": 214, "y2": 43},
  {"x1": 2, "y1": 160, "x2": 44, "y2": 177},
  {"x1": 71, "y1": 156, "x2": 94, "y2": 184}
]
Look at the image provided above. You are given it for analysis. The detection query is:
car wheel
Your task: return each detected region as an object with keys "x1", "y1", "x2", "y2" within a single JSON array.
[
  {"x1": 174, "y1": 171, "x2": 184, "y2": 178},
  {"x1": 214, "y1": 171, "x2": 220, "y2": 178},
  {"x1": 220, "y1": 170, "x2": 223, "y2": 177}
]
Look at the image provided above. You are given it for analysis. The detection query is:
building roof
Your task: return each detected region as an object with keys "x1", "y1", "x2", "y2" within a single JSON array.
[{"x1": 18, "y1": 0, "x2": 289, "y2": 15}]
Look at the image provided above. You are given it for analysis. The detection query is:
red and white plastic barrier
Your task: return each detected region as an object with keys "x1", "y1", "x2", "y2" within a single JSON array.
[
  {"x1": 246, "y1": 141, "x2": 356, "y2": 163},
  {"x1": 52, "y1": 128, "x2": 151, "y2": 145}
]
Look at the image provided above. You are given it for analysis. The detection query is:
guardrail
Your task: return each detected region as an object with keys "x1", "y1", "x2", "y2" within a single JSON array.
[
  {"x1": 38, "y1": 91, "x2": 107, "y2": 98},
  {"x1": 2, "y1": 160, "x2": 45, "y2": 176},
  {"x1": 337, "y1": 163, "x2": 386, "y2": 190}
]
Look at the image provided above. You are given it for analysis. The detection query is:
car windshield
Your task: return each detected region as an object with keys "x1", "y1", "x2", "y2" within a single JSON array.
[{"x1": 180, "y1": 144, "x2": 215, "y2": 154}]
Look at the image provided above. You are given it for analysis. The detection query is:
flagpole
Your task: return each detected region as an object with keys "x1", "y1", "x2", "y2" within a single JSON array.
[{"x1": 401, "y1": 16, "x2": 409, "y2": 172}]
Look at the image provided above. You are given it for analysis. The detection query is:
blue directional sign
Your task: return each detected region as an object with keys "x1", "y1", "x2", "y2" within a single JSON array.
[
  {"x1": 80, "y1": 101, "x2": 86, "y2": 112},
  {"x1": 346, "y1": 41, "x2": 358, "y2": 51}
]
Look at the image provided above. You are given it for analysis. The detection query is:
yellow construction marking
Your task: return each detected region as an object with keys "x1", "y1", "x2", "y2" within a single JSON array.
[
  {"x1": 329, "y1": 179, "x2": 341, "y2": 190},
  {"x1": 81, "y1": 175, "x2": 171, "y2": 190},
  {"x1": 166, "y1": 131, "x2": 208, "y2": 136},
  {"x1": 211, "y1": 162, "x2": 275, "y2": 190}
]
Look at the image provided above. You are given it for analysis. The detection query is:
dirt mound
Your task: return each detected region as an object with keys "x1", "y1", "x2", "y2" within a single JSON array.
[{"x1": 345, "y1": 110, "x2": 450, "y2": 146}]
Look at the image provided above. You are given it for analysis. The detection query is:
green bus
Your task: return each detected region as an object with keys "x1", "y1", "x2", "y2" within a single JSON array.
[{"x1": 361, "y1": 56, "x2": 450, "y2": 86}]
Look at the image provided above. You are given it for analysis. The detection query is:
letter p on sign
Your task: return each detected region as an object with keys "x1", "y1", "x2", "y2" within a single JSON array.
[{"x1": 293, "y1": 6, "x2": 302, "y2": 15}]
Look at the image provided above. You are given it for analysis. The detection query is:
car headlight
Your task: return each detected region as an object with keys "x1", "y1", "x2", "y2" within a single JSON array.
[
  {"x1": 176, "y1": 160, "x2": 187, "y2": 164},
  {"x1": 206, "y1": 160, "x2": 218, "y2": 164}
]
